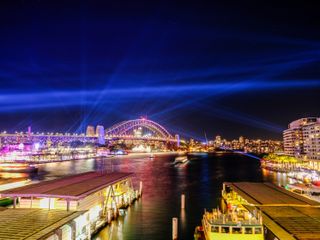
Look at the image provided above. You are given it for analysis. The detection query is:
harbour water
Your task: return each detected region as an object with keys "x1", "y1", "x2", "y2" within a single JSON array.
[{"x1": 0, "y1": 153, "x2": 287, "y2": 240}]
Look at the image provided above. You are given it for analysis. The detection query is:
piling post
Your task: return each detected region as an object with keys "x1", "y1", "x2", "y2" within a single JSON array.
[
  {"x1": 139, "y1": 181, "x2": 143, "y2": 197},
  {"x1": 107, "y1": 210, "x2": 112, "y2": 223},
  {"x1": 13, "y1": 197, "x2": 17, "y2": 208},
  {"x1": 172, "y1": 217, "x2": 178, "y2": 240},
  {"x1": 181, "y1": 194, "x2": 185, "y2": 209},
  {"x1": 66, "y1": 199, "x2": 70, "y2": 211}
]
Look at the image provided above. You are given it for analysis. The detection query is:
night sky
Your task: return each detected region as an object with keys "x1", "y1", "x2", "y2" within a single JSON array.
[{"x1": 0, "y1": 1, "x2": 319, "y2": 140}]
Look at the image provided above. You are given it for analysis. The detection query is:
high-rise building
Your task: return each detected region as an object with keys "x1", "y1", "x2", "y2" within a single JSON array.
[
  {"x1": 86, "y1": 125, "x2": 95, "y2": 137},
  {"x1": 283, "y1": 117, "x2": 320, "y2": 159},
  {"x1": 96, "y1": 125, "x2": 105, "y2": 145},
  {"x1": 303, "y1": 121, "x2": 320, "y2": 160}
]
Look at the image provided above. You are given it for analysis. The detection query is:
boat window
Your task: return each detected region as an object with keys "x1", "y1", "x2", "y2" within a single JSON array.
[
  {"x1": 244, "y1": 227, "x2": 253, "y2": 234},
  {"x1": 221, "y1": 227, "x2": 230, "y2": 233},
  {"x1": 232, "y1": 227, "x2": 242, "y2": 234},
  {"x1": 255, "y1": 227, "x2": 262, "y2": 234},
  {"x1": 211, "y1": 226, "x2": 219, "y2": 233}
]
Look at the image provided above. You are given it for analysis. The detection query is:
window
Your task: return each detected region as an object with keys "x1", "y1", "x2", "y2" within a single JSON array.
[
  {"x1": 245, "y1": 227, "x2": 253, "y2": 234},
  {"x1": 255, "y1": 227, "x2": 262, "y2": 234},
  {"x1": 232, "y1": 227, "x2": 242, "y2": 234},
  {"x1": 221, "y1": 227, "x2": 230, "y2": 233},
  {"x1": 211, "y1": 226, "x2": 219, "y2": 233}
]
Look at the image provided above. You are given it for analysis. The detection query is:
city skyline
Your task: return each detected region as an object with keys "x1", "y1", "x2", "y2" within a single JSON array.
[
  {"x1": 0, "y1": 1, "x2": 319, "y2": 140},
  {"x1": 1, "y1": 115, "x2": 316, "y2": 142}
]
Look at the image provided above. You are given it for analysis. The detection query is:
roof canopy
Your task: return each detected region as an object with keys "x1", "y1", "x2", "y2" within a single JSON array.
[
  {"x1": 0, "y1": 208, "x2": 83, "y2": 240},
  {"x1": 0, "y1": 171, "x2": 133, "y2": 200}
]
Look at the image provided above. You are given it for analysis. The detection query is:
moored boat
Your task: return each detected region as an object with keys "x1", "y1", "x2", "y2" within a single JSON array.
[
  {"x1": 286, "y1": 183, "x2": 320, "y2": 202},
  {"x1": 0, "y1": 162, "x2": 38, "y2": 173},
  {"x1": 196, "y1": 207, "x2": 264, "y2": 240},
  {"x1": 195, "y1": 182, "x2": 264, "y2": 240},
  {"x1": 0, "y1": 197, "x2": 14, "y2": 206}
]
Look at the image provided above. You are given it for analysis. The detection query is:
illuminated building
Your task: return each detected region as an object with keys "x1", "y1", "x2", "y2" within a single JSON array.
[
  {"x1": 86, "y1": 125, "x2": 95, "y2": 137},
  {"x1": 283, "y1": 117, "x2": 320, "y2": 158},
  {"x1": 215, "y1": 135, "x2": 282, "y2": 154},
  {"x1": 303, "y1": 121, "x2": 320, "y2": 160},
  {"x1": 1, "y1": 172, "x2": 140, "y2": 237},
  {"x1": 96, "y1": 125, "x2": 105, "y2": 145},
  {"x1": 214, "y1": 135, "x2": 222, "y2": 148}
]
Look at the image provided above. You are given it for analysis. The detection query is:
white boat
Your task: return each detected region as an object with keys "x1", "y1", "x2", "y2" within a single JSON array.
[
  {"x1": 173, "y1": 156, "x2": 188, "y2": 164},
  {"x1": 286, "y1": 183, "x2": 320, "y2": 202},
  {"x1": 195, "y1": 208, "x2": 264, "y2": 240},
  {"x1": 195, "y1": 183, "x2": 264, "y2": 240}
]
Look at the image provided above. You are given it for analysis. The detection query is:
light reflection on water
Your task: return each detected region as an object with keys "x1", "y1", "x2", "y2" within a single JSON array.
[{"x1": 0, "y1": 153, "x2": 287, "y2": 239}]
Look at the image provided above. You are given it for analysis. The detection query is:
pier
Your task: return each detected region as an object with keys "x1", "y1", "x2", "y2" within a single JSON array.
[
  {"x1": 223, "y1": 182, "x2": 320, "y2": 240},
  {"x1": 0, "y1": 171, "x2": 141, "y2": 239}
]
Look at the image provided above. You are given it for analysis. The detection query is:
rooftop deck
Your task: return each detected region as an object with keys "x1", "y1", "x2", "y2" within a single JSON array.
[
  {"x1": 0, "y1": 171, "x2": 133, "y2": 200},
  {"x1": 0, "y1": 208, "x2": 83, "y2": 240},
  {"x1": 226, "y1": 182, "x2": 319, "y2": 206},
  {"x1": 224, "y1": 182, "x2": 320, "y2": 240}
]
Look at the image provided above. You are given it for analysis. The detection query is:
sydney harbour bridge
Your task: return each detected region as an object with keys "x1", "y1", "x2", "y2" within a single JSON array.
[{"x1": 0, "y1": 118, "x2": 180, "y2": 148}]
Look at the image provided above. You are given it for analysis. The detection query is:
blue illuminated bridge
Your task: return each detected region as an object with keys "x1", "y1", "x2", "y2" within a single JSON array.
[{"x1": 0, "y1": 118, "x2": 179, "y2": 145}]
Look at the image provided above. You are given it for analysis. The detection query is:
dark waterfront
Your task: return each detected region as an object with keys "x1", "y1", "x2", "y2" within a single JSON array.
[
  {"x1": 0, "y1": 153, "x2": 287, "y2": 240},
  {"x1": 93, "y1": 153, "x2": 287, "y2": 240}
]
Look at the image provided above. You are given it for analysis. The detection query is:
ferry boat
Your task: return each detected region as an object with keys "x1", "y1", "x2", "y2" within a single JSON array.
[
  {"x1": 195, "y1": 184, "x2": 264, "y2": 240},
  {"x1": 0, "y1": 162, "x2": 38, "y2": 173},
  {"x1": 195, "y1": 207, "x2": 264, "y2": 240}
]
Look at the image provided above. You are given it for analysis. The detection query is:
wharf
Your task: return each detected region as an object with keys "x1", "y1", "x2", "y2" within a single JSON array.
[
  {"x1": 0, "y1": 171, "x2": 142, "y2": 239},
  {"x1": 224, "y1": 182, "x2": 320, "y2": 240}
]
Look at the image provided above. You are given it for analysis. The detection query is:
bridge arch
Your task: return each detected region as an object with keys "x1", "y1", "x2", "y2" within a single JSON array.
[{"x1": 105, "y1": 119, "x2": 173, "y2": 139}]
